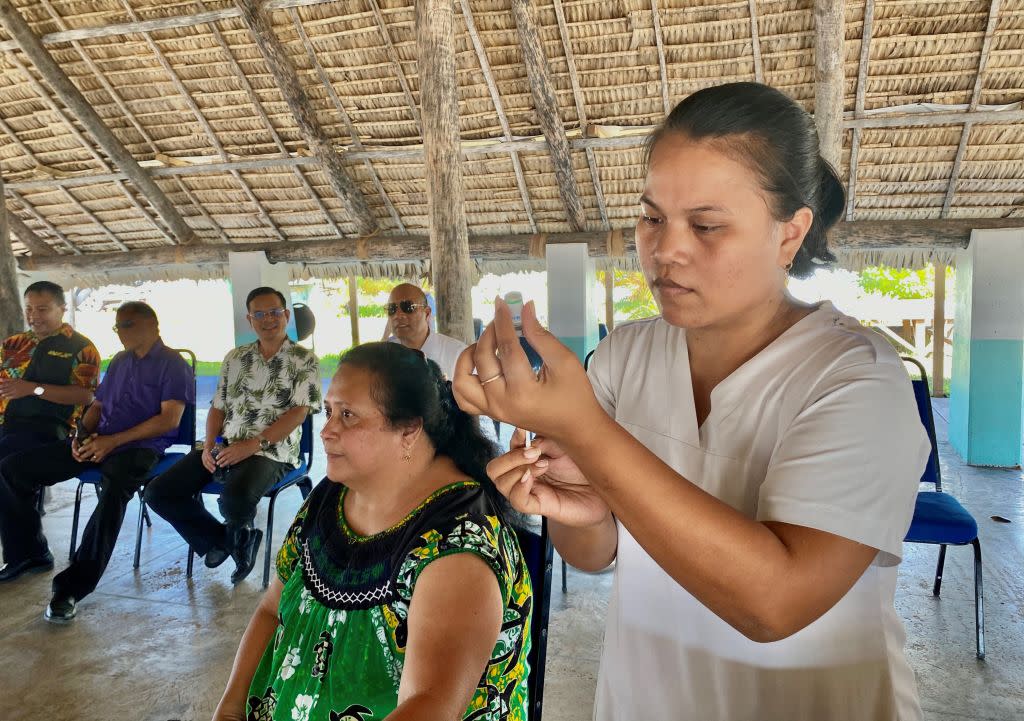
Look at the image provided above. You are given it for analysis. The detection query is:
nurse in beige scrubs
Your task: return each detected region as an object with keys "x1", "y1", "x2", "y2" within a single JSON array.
[{"x1": 455, "y1": 82, "x2": 929, "y2": 721}]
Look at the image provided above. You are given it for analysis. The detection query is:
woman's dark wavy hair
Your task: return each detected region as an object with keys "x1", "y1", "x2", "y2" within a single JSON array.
[
  {"x1": 337, "y1": 342, "x2": 512, "y2": 518},
  {"x1": 643, "y1": 82, "x2": 846, "y2": 278}
]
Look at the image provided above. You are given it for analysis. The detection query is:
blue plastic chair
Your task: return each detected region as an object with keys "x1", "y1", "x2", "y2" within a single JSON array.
[
  {"x1": 70, "y1": 349, "x2": 197, "y2": 570},
  {"x1": 902, "y1": 356, "x2": 985, "y2": 659},
  {"x1": 185, "y1": 413, "x2": 315, "y2": 588},
  {"x1": 514, "y1": 518, "x2": 553, "y2": 721}
]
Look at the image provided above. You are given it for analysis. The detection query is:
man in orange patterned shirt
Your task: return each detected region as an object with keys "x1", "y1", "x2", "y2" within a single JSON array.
[{"x1": 0, "y1": 281, "x2": 99, "y2": 582}]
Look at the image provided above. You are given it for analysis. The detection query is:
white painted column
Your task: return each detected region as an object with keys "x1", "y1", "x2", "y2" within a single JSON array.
[
  {"x1": 227, "y1": 251, "x2": 297, "y2": 346},
  {"x1": 546, "y1": 244, "x2": 599, "y2": 363},
  {"x1": 949, "y1": 228, "x2": 1024, "y2": 467}
]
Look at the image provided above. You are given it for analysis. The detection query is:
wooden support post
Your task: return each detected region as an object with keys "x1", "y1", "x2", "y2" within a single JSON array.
[
  {"x1": 416, "y1": 0, "x2": 474, "y2": 342},
  {"x1": 604, "y1": 270, "x2": 615, "y2": 332},
  {"x1": 0, "y1": 0, "x2": 197, "y2": 246},
  {"x1": 813, "y1": 0, "x2": 844, "y2": 171},
  {"x1": 933, "y1": 264, "x2": 947, "y2": 396},
  {"x1": 0, "y1": 174, "x2": 24, "y2": 338},
  {"x1": 235, "y1": 0, "x2": 379, "y2": 238},
  {"x1": 512, "y1": 0, "x2": 588, "y2": 232},
  {"x1": 347, "y1": 277, "x2": 360, "y2": 346}
]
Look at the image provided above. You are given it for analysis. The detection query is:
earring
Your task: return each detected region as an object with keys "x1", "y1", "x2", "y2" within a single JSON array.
[
  {"x1": 402, "y1": 448, "x2": 412, "y2": 461},
  {"x1": 783, "y1": 262, "x2": 793, "y2": 272}
]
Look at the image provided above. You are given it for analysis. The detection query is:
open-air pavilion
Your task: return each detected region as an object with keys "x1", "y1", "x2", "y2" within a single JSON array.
[{"x1": 0, "y1": 1, "x2": 1022, "y2": 720}]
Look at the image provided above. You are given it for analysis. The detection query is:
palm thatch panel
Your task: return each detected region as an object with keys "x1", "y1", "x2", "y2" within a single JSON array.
[{"x1": 0, "y1": 0, "x2": 1020, "y2": 278}]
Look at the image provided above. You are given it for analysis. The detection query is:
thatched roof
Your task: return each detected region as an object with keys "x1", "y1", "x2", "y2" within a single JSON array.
[{"x1": 1, "y1": 0, "x2": 1022, "y2": 287}]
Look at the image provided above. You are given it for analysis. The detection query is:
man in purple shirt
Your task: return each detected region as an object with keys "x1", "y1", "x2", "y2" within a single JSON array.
[{"x1": 0, "y1": 302, "x2": 194, "y2": 623}]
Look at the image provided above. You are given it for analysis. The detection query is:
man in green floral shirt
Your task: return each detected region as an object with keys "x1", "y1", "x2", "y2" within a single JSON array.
[{"x1": 147, "y1": 287, "x2": 322, "y2": 584}]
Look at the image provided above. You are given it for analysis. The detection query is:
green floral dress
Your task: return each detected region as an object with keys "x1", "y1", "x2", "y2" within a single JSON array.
[{"x1": 246, "y1": 479, "x2": 533, "y2": 721}]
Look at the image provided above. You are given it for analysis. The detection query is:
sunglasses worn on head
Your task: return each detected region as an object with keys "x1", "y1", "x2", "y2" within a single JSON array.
[
  {"x1": 387, "y1": 301, "x2": 425, "y2": 316},
  {"x1": 250, "y1": 308, "x2": 287, "y2": 321}
]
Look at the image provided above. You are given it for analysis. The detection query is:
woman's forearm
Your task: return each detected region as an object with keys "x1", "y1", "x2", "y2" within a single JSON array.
[{"x1": 213, "y1": 601, "x2": 279, "y2": 719}]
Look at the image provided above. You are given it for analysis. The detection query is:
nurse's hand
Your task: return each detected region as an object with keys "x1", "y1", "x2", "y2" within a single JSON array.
[
  {"x1": 453, "y1": 299, "x2": 605, "y2": 442},
  {"x1": 488, "y1": 428, "x2": 610, "y2": 527}
]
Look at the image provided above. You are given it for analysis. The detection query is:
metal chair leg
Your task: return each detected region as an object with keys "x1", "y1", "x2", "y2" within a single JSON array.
[
  {"x1": 263, "y1": 493, "x2": 277, "y2": 589},
  {"x1": 933, "y1": 544, "x2": 947, "y2": 596},
  {"x1": 561, "y1": 559, "x2": 567, "y2": 593},
  {"x1": 134, "y1": 495, "x2": 147, "y2": 569},
  {"x1": 70, "y1": 482, "x2": 86, "y2": 560},
  {"x1": 186, "y1": 545, "x2": 194, "y2": 577},
  {"x1": 972, "y1": 538, "x2": 985, "y2": 659},
  {"x1": 298, "y1": 477, "x2": 313, "y2": 500}
]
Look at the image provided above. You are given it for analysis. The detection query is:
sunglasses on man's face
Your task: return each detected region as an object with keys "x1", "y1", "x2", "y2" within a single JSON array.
[
  {"x1": 386, "y1": 301, "x2": 425, "y2": 316},
  {"x1": 112, "y1": 319, "x2": 136, "y2": 332},
  {"x1": 249, "y1": 308, "x2": 287, "y2": 321}
]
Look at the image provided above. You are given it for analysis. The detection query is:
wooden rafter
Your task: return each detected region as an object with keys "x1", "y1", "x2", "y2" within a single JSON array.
[
  {"x1": 748, "y1": 0, "x2": 764, "y2": 83},
  {"x1": 847, "y1": 0, "x2": 875, "y2": 221},
  {"x1": 367, "y1": 0, "x2": 423, "y2": 133},
  {"x1": 942, "y1": 0, "x2": 1002, "y2": 218},
  {"x1": 6, "y1": 210, "x2": 56, "y2": 256},
  {"x1": 0, "y1": 0, "x2": 196, "y2": 245},
  {"x1": 289, "y1": 8, "x2": 406, "y2": 233},
  {"x1": 4, "y1": 189, "x2": 80, "y2": 254},
  {"x1": 813, "y1": 0, "x2": 844, "y2": 170},
  {"x1": 115, "y1": 0, "x2": 283, "y2": 242},
  {"x1": 19, "y1": 219, "x2": 1024, "y2": 278},
  {"x1": 553, "y1": 0, "x2": 609, "y2": 229},
  {"x1": 0, "y1": 0, "x2": 340, "y2": 53},
  {"x1": 512, "y1": 0, "x2": 588, "y2": 232},
  {"x1": 235, "y1": 0, "x2": 380, "y2": 238},
  {"x1": 650, "y1": 0, "x2": 671, "y2": 115},
  {"x1": 416, "y1": 0, "x2": 473, "y2": 341},
  {"x1": 460, "y1": 0, "x2": 538, "y2": 233},
  {"x1": 197, "y1": 0, "x2": 343, "y2": 239},
  {"x1": 4, "y1": 46, "x2": 177, "y2": 247},
  {"x1": 37, "y1": 0, "x2": 228, "y2": 245}
]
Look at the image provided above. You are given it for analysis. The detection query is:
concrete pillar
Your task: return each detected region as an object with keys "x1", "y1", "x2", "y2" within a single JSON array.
[
  {"x1": 949, "y1": 228, "x2": 1024, "y2": 468},
  {"x1": 227, "y1": 251, "x2": 296, "y2": 346},
  {"x1": 546, "y1": 243, "x2": 599, "y2": 363}
]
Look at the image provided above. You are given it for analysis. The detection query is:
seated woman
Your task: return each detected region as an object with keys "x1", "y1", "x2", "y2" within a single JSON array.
[{"x1": 214, "y1": 342, "x2": 532, "y2": 721}]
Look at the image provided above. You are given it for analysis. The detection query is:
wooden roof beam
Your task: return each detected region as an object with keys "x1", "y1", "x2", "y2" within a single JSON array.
[
  {"x1": 416, "y1": 0, "x2": 473, "y2": 342},
  {"x1": 942, "y1": 0, "x2": 1001, "y2": 218},
  {"x1": 367, "y1": 0, "x2": 423, "y2": 134},
  {"x1": 748, "y1": 0, "x2": 764, "y2": 83},
  {"x1": 4, "y1": 189, "x2": 80, "y2": 254},
  {"x1": 18, "y1": 219, "x2": 1024, "y2": 278},
  {"x1": 460, "y1": 0, "x2": 538, "y2": 233},
  {"x1": 847, "y1": 0, "x2": 875, "y2": 221},
  {"x1": 235, "y1": 0, "x2": 380, "y2": 238},
  {"x1": 512, "y1": 0, "x2": 588, "y2": 232},
  {"x1": 6, "y1": 210, "x2": 56, "y2": 256},
  {"x1": 0, "y1": 0, "x2": 197, "y2": 246},
  {"x1": 553, "y1": 0, "x2": 610, "y2": 229},
  {"x1": 649, "y1": 0, "x2": 671, "y2": 115},
  {"x1": 813, "y1": 0, "x2": 845, "y2": 171}
]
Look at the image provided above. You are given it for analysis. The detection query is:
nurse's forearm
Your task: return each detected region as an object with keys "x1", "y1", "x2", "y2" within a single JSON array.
[
  {"x1": 559, "y1": 413, "x2": 874, "y2": 642},
  {"x1": 549, "y1": 512, "x2": 617, "y2": 572}
]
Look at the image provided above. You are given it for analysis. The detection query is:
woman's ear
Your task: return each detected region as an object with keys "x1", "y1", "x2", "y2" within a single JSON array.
[
  {"x1": 778, "y1": 206, "x2": 814, "y2": 266},
  {"x1": 399, "y1": 418, "x2": 424, "y2": 451}
]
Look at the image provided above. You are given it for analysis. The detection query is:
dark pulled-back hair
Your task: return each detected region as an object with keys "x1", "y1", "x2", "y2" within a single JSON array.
[
  {"x1": 24, "y1": 280, "x2": 66, "y2": 305},
  {"x1": 644, "y1": 82, "x2": 846, "y2": 278},
  {"x1": 338, "y1": 342, "x2": 510, "y2": 516}
]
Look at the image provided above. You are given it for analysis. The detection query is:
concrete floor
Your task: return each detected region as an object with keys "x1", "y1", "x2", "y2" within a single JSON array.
[{"x1": 0, "y1": 401, "x2": 1021, "y2": 721}]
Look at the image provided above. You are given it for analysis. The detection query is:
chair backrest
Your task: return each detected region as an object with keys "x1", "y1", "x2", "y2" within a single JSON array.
[
  {"x1": 902, "y1": 357, "x2": 942, "y2": 490},
  {"x1": 583, "y1": 348, "x2": 596, "y2": 371},
  {"x1": 171, "y1": 348, "x2": 197, "y2": 448},
  {"x1": 514, "y1": 518, "x2": 553, "y2": 721},
  {"x1": 297, "y1": 413, "x2": 314, "y2": 470}
]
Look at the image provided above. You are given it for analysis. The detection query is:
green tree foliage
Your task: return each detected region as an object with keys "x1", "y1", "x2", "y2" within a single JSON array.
[
  {"x1": 857, "y1": 265, "x2": 953, "y2": 300},
  {"x1": 598, "y1": 269, "x2": 659, "y2": 320}
]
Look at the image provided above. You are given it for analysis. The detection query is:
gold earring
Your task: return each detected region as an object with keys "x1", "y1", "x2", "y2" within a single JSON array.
[
  {"x1": 784, "y1": 262, "x2": 793, "y2": 272},
  {"x1": 402, "y1": 448, "x2": 412, "y2": 461}
]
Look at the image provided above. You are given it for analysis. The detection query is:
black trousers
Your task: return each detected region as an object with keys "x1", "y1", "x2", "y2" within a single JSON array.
[
  {"x1": 0, "y1": 427, "x2": 58, "y2": 464},
  {"x1": 144, "y1": 450, "x2": 288, "y2": 556},
  {"x1": 0, "y1": 441, "x2": 159, "y2": 599}
]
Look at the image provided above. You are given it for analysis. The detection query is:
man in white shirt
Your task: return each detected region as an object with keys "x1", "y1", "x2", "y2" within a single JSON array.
[{"x1": 385, "y1": 284, "x2": 466, "y2": 380}]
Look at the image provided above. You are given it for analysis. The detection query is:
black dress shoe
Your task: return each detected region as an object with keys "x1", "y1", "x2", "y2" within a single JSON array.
[
  {"x1": 204, "y1": 546, "x2": 230, "y2": 569},
  {"x1": 230, "y1": 528, "x2": 263, "y2": 585},
  {"x1": 0, "y1": 552, "x2": 54, "y2": 583},
  {"x1": 44, "y1": 593, "x2": 77, "y2": 624}
]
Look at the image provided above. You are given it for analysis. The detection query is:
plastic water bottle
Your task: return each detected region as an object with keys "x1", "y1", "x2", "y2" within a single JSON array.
[{"x1": 210, "y1": 436, "x2": 230, "y2": 484}]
